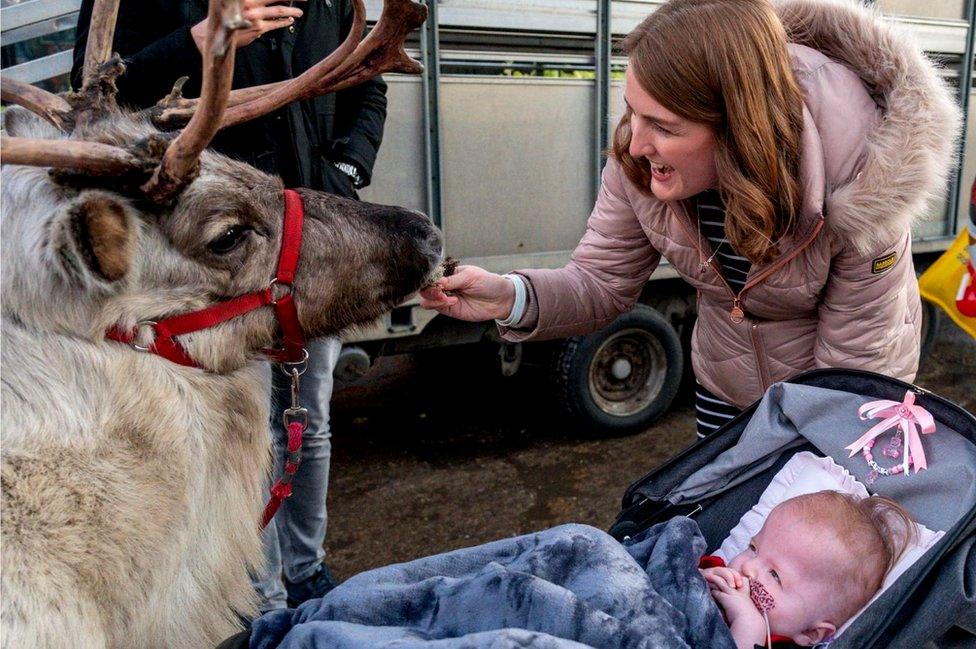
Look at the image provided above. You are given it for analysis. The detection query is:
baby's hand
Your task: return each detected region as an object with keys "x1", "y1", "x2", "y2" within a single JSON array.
[
  {"x1": 704, "y1": 572, "x2": 766, "y2": 649},
  {"x1": 699, "y1": 566, "x2": 743, "y2": 591}
]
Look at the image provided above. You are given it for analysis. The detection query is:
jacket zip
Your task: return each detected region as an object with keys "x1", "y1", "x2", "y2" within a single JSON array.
[
  {"x1": 675, "y1": 202, "x2": 826, "y2": 320},
  {"x1": 672, "y1": 201, "x2": 825, "y2": 391},
  {"x1": 736, "y1": 217, "x2": 825, "y2": 307},
  {"x1": 750, "y1": 321, "x2": 772, "y2": 390}
]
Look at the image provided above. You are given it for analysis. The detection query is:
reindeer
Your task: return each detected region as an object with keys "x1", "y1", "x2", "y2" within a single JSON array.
[{"x1": 0, "y1": 0, "x2": 438, "y2": 646}]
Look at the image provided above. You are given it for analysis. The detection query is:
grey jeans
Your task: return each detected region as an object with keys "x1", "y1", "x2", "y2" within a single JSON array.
[{"x1": 252, "y1": 337, "x2": 343, "y2": 612}]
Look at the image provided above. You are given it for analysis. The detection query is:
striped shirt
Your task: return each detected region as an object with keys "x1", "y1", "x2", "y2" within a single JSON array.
[
  {"x1": 695, "y1": 383, "x2": 741, "y2": 438},
  {"x1": 693, "y1": 191, "x2": 750, "y2": 438},
  {"x1": 694, "y1": 190, "x2": 752, "y2": 293}
]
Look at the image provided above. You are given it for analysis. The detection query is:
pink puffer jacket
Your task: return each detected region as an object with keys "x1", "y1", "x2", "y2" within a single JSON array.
[{"x1": 501, "y1": 0, "x2": 961, "y2": 408}]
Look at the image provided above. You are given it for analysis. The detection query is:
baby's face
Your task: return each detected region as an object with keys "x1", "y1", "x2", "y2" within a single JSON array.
[{"x1": 728, "y1": 504, "x2": 839, "y2": 644}]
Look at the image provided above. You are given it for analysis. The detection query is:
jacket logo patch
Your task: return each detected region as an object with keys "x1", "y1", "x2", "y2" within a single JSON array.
[{"x1": 872, "y1": 252, "x2": 897, "y2": 274}]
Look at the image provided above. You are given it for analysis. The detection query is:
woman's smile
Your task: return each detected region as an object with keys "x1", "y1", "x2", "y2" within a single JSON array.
[
  {"x1": 650, "y1": 162, "x2": 675, "y2": 182},
  {"x1": 624, "y1": 66, "x2": 718, "y2": 201}
]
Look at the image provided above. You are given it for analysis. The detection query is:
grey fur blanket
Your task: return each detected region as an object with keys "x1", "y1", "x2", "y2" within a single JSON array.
[{"x1": 250, "y1": 518, "x2": 735, "y2": 649}]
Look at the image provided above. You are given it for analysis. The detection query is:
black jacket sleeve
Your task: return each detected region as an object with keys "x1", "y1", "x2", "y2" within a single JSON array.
[
  {"x1": 72, "y1": 0, "x2": 203, "y2": 109},
  {"x1": 330, "y1": 0, "x2": 388, "y2": 186}
]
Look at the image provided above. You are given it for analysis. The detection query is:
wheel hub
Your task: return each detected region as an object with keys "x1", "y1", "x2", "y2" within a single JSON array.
[
  {"x1": 588, "y1": 328, "x2": 668, "y2": 418},
  {"x1": 610, "y1": 357, "x2": 633, "y2": 380}
]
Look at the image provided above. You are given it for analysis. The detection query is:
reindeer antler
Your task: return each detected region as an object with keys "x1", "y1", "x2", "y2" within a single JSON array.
[
  {"x1": 1, "y1": 136, "x2": 142, "y2": 175},
  {"x1": 70, "y1": 0, "x2": 127, "y2": 130},
  {"x1": 81, "y1": 0, "x2": 121, "y2": 88},
  {"x1": 221, "y1": 0, "x2": 423, "y2": 127},
  {"x1": 0, "y1": 0, "x2": 245, "y2": 190},
  {"x1": 0, "y1": 0, "x2": 426, "y2": 203},
  {"x1": 141, "y1": 0, "x2": 247, "y2": 201},
  {"x1": 0, "y1": 0, "x2": 119, "y2": 133},
  {"x1": 147, "y1": 0, "x2": 426, "y2": 132},
  {"x1": 0, "y1": 79, "x2": 72, "y2": 131},
  {"x1": 148, "y1": 0, "x2": 367, "y2": 131}
]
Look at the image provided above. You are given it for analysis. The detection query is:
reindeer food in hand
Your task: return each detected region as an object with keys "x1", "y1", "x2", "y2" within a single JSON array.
[{"x1": 424, "y1": 257, "x2": 458, "y2": 289}]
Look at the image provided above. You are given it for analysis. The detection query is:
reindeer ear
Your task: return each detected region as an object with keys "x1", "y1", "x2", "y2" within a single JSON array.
[{"x1": 64, "y1": 191, "x2": 135, "y2": 283}]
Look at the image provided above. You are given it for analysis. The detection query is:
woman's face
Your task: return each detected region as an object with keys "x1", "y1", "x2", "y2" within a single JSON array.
[{"x1": 624, "y1": 66, "x2": 719, "y2": 201}]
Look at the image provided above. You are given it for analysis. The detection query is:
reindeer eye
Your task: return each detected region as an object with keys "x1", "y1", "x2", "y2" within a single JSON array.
[{"x1": 208, "y1": 225, "x2": 252, "y2": 254}]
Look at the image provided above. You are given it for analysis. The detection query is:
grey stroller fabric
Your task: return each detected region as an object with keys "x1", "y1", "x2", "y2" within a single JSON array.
[
  {"x1": 249, "y1": 520, "x2": 736, "y2": 649},
  {"x1": 668, "y1": 382, "x2": 976, "y2": 531},
  {"x1": 612, "y1": 370, "x2": 976, "y2": 649}
]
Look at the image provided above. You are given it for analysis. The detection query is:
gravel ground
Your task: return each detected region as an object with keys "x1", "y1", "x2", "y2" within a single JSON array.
[{"x1": 323, "y1": 315, "x2": 975, "y2": 581}]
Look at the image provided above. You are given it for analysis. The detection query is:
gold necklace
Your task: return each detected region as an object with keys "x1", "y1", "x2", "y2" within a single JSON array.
[
  {"x1": 696, "y1": 197, "x2": 724, "y2": 275},
  {"x1": 696, "y1": 194, "x2": 748, "y2": 324}
]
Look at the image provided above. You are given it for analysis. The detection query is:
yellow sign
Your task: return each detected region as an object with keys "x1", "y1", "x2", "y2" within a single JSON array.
[{"x1": 918, "y1": 230, "x2": 976, "y2": 340}]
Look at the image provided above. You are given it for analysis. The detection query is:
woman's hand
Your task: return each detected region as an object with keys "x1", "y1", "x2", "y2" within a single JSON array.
[
  {"x1": 191, "y1": 0, "x2": 306, "y2": 53},
  {"x1": 419, "y1": 265, "x2": 516, "y2": 322}
]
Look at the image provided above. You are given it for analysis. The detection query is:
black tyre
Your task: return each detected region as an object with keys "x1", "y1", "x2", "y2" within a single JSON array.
[
  {"x1": 915, "y1": 269, "x2": 940, "y2": 360},
  {"x1": 550, "y1": 304, "x2": 683, "y2": 436},
  {"x1": 919, "y1": 297, "x2": 941, "y2": 360}
]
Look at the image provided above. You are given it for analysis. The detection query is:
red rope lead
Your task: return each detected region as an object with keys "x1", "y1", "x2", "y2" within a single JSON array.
[
  {"x1": 106, "y1": 189, "x2": 311, "y2": 529},
  {"x1": 261, "y1": 419, "x2": 306, "y2": 529}
]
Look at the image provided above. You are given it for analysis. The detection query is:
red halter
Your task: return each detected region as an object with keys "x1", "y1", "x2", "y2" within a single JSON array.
[
  {"x1": 107, "y1": 188, "x2": 307, "y2": 367},
  {"x1": 106, "y1": 189, "x2": 310, "y2": 529}
]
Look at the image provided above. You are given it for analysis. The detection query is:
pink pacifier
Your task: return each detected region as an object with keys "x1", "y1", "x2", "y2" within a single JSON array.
[
  {"x1": 749, "y1": 578, "x2": 777, "y2": 649},
  {"x1": 749, "y1": 578, "x2": 776, "y2": 613}
]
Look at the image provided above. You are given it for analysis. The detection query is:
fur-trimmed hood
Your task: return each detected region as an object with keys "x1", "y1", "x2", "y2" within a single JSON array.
[
  {"x1": 503, "y1": 0, "x2": 946, "y2": 407},
  {"x1": 777, "y1": 0, "x2": 962, "y2": 255}
]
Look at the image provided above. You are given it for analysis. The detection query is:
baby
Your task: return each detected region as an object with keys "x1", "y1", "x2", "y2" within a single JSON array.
[{"x1": 700, "y1": 490, "x2": 916, "y2": 648}]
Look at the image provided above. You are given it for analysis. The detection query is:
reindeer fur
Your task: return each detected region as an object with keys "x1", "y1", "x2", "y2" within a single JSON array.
[{"x1": 1, "y1": 107, "x2": 440, "y2": 648}]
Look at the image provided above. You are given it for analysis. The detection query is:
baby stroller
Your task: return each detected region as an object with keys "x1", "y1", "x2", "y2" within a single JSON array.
[
  {"x1": 223, "y1": 368, "x2": 972, "y2": 649},
  {"x1": 608, "y1": 368, "x2": 976, "y2": 649}
]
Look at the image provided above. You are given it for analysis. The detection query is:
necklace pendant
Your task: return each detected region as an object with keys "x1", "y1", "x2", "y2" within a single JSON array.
[
  {"x1": 698, "y1": 261, "x2": 708, "y2": 274},
  {"x1": 730, "y1": 306, "x2": 745, "y2": 323}
]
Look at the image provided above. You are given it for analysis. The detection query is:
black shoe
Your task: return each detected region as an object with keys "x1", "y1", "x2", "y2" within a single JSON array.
[{"x1": 285, "y1": 562, "x2": 339, "y2": 607}]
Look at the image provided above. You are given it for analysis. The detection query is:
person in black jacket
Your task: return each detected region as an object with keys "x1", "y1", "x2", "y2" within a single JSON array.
[{"x1": 72, "y1": 0, "x2": 388, "y2": 612}]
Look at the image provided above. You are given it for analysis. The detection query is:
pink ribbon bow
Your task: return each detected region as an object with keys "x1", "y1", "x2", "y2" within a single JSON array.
[{"x1": 845, "y1": 391, "x2": 936, "y2": 474}]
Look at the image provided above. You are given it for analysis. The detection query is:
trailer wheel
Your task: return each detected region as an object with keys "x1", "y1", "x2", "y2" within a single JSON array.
[
  {"x1": 551, "y1": 305, "x2": 683, "y2": 436},
  {"x1": 916, "y1": 270, "x2": 940, "y2": 360},
  {"x1": 920, "y1": 297, "x2": 940, "y2": 359}
]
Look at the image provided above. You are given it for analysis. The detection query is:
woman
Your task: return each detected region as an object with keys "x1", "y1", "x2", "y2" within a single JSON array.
[{"x1": 421, "y1": 0, "x2": 960, "y2": 436}]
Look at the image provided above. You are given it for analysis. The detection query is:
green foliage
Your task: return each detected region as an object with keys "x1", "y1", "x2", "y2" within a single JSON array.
[{"x1": 500, "y1": 67, "x2": 625, "y2": 80}]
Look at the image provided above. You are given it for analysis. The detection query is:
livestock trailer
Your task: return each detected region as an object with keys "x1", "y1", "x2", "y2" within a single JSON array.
[{"x1": 3, "y1": 0, "x2": 974, "y2": 432}]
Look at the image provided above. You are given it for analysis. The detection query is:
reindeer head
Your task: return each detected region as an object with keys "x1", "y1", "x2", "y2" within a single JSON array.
[{"x1": 1, "y1": 0, "x2": 439, "y2": 373}]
